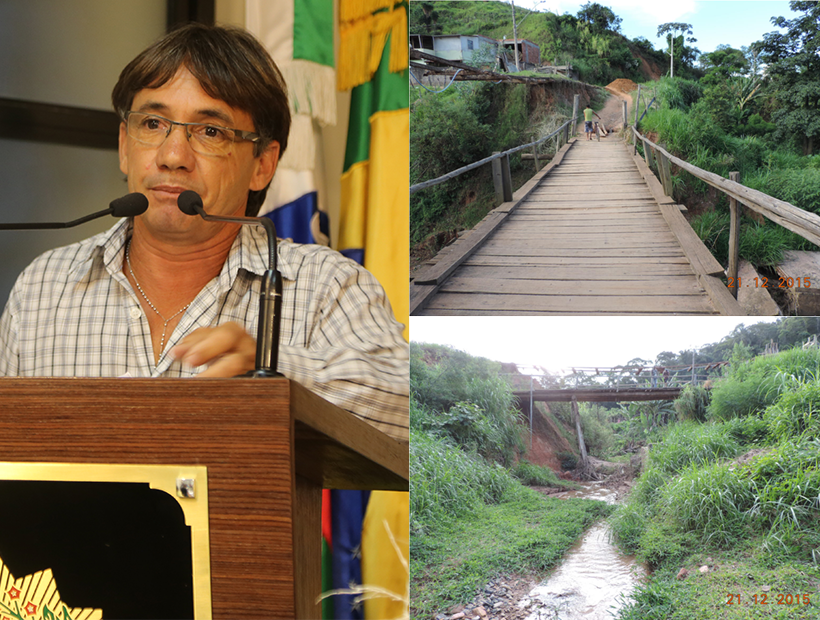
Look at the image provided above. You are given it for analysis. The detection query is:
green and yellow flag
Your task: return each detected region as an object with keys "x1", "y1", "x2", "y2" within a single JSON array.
[{"x1": 338, "y1": 1, "x2": 409, "y2": 341}]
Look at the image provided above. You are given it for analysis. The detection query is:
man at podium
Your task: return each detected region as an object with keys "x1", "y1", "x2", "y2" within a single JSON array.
[{"x1": 0, "y1": 23, "x2": 408, "y2": 442}]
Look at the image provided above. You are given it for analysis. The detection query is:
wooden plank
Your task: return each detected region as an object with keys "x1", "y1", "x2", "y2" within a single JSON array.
[
  {"x1": 440, "y1": 276, "x2": 706, "y2": 296},
  {"x1": 464, "y1": 254, "x2": 689, "y2": 265},
  {"x1": 416, "y1": 309, "x2": 710, "y2": 316},
  {"x1": 657, "y1": 204, "x2": 725, "y2": 277},
  {"x1": 479, "y1": 236, "x2": 681, "y2": 248},
  {"x1": 453, "y1": 264, "x2": 697, "y2": 279},
  {"x1": 698, "y1": 275, "x2": 746, "y2": 316},
  {"x1": 465, "y1": 248, "x2": 687, "y2": 260},
  {"x1": 424, "y1": 293, "x2": 718, "y2": 314},
  {"x1": 410, "y1": 212, "x2": 506, "y2": 285},
  {"x1": 409, "y1": 282, "x2": 440, "y2": 315},
  {"x1": 489, "y1": 229, "x2": 677, "y2": 240}
]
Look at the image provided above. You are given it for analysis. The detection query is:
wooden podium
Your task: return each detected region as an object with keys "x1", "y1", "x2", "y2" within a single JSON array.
[{"x1": 0, "y1": 377, "x2": 409, "y2": 619}]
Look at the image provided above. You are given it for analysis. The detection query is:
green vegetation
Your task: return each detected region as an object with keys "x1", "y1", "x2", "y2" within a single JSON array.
[
  {"x1": 410, "y1": 80, "x2": 585, "y2": 251},
  {"x1": 410, "y1": 342, "x2": 612, "y2": 618},
  {"x1": 412, "y1": 2, "x2": 820, "y2": 277},
  {"x1": 634, "y1": 2, "x2": 820, "y2": 270},
  {"x1": 610, "y1": 345, "x2": 820, "y2": 619},
  {"x1": 410, "y1": 1, "x2": 671, "y2": 84},
  {"x1": 411, "y1": 320, "x2": 820, "y2": 618}
]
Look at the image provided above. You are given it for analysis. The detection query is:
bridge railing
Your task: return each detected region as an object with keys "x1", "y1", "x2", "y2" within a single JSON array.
[
  {"x1": 410, "y1": 115, "x2": 577, "y2": 203},
  {"x1": 502, "y1": 363, "x2": 728, "y2": 392},
  {"x1": 629, "y1": 126, "x2": 820, "y2": 296}
]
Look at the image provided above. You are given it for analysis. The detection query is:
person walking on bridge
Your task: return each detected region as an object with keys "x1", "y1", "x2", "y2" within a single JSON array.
[{"x1": 583, "y1": 105, "x2": 601, "y2": 140}]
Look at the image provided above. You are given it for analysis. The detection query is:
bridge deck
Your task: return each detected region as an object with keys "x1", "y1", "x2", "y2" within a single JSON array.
[{"x1": 411, "y1": 138, "x2": 743, "y2": 315}]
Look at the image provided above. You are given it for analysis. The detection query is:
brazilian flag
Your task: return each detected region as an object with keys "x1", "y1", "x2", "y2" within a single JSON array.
[{"x1": 338, "y1": 3, "x2": 409, "y2": 340}]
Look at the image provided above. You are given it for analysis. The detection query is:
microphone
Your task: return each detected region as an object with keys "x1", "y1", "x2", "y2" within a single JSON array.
[
  {"x1": 177, "y1": 190, "x2": 282, "y2": 378},
  {"x1": 0, "y1": 193, "x2": 148, "y2": 230}
]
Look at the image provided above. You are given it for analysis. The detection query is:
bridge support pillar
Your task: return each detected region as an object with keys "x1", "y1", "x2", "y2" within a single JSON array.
[{"x1": 492, "y1": 152, "x2": 513, "y2": 203}]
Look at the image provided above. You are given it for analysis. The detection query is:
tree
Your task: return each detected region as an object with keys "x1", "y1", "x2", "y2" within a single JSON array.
[
  {"x1": 576, "y1": 2, "x2": 622, "y2": 34},
  {"x1": 756, "y1": 1, "x2": 820, "y2": 154},
  {"x1": 657, "y1": 22, "x2": 695, "y2": 78},
  {"x1": 699, "y1": 45, "x2": 749, "y2": 80}
]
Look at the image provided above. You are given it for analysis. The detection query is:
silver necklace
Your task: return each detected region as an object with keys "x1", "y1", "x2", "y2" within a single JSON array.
[{"x1": 125, "y1": 240, "x2": 191, "y2": 353}]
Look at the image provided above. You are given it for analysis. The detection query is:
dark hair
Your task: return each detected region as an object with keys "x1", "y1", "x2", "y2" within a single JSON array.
[{"x1": 112, "y1": 23, "x2": 290, "y2": 216}]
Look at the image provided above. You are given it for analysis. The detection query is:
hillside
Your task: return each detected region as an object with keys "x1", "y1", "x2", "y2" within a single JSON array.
[{"x1": 410, "y1": 0, "x2": 669, "y2": 84}]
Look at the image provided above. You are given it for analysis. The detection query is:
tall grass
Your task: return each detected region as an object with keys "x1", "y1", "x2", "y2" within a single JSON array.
[
  {"x1": 662, "y1": 463, "x2": 753, "y2": 546},
  {"x1": 764, "y1": 378, "x2": 820, "y2": 439},
  {"x1": 510, "y1": 460, "x2": 565, "y2": 487},
  {"x1": 410, "y1": 430, "x2": 516, "y2": 535},
  {"x1": 745, "y1": 440, "x2": 820, "y2": 557},
  {"x1": 709, "y1": 347, "x2": 820, "y2": 421},
  {"x1": 648, "y1": 422, "x2": 741, "y2": 474}
]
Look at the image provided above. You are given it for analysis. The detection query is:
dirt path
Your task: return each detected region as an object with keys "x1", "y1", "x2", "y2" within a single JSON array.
[{"x1": 576, "y1": 89, "x2": 631, "y2": 137}]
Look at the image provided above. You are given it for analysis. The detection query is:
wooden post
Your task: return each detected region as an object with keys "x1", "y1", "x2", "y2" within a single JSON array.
[
  {"x1": 571, "y1": 397, "x2": 589, "y2": 470},
  {"x1": 492, "y1": 152, "x2": 513, "y2": 203},
  {"x1": 623, "y1": 100, "x2": 628, "y2": 128},
  {"x1": 634, "y1": 84, "x2": 641, "y2": 127},
  {"x1": 531, "y1": 145, "x2": 540, "y2": 172},
  {"x1": 645, "y1": 144, "x2": 656, "y2": 171},
  {"x1": 728, "y1": 171, "x2": 741, "y2": 298},
  {"x1": 572, "y1": 94, "x2": 580, "y2": 138},
  {"x1": 658, "y1": 152, "x2": 673, "y2": 198}
]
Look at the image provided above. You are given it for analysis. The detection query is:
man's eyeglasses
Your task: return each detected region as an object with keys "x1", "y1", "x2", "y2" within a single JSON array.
[{"x1": 123, "y1": 111, "x2": 263, "y2": 156}]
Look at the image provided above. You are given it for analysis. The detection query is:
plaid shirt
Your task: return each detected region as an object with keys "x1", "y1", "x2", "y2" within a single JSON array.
[{"x1": 0, "y1": 219, "x2": 409, "y2": 441}]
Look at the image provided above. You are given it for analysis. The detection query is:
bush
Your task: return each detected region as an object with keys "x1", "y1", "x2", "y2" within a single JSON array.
[
  {"x1": 764, "y1": 379, "x2": 820, "y2": 439},
  {"x1": 637, "y1": 520, "x2": 689, "y2": 568},
  {"x1": 662, "y1": 462, "x2": 753, "y2": 546},
  {"x1": 511, "y1": 460, "x2": 565, "y2": 487},
  {"x1": 709, "y1": 348, "x2": 820, "y2": 420},
  {"x1": 579, "y1": 403, "x2": 615, "y2": 457},
  {"x1": 653, "y1": 76, "x2": 703, "y2": 111},
  {"x1": 745, "y1": 439, "x2": 820, "y2": 558},
  {"x1": 411, "y1": 343, "x2": 525, "y2": 464},
  {"x1": 557, "y1": 451, "x2": 578, "y2": 470},
  {"x1": 708, "y1": 347, "x2": 820, "y2": 420},
  {"x1": 609, "y1": 501, "x2": 649, "y2": 552},
  {"x1": 690, "y1": 210, "x2": 730, "y2": 265},
  {"x1": 721, "y1": 415, "x2": 770, "y2": 446},
  {"x1": 649, "y1": 422, "x2": 741, "y2": 474},
  {"x1": 674, "y1": 384, "x2": 711, "y2": 422},
  {"x1": 745, "y1": 167, "x2": 820, "y2": 215},
  {"x1": 410, "y1": 430, "x2": 516, "y2": 534}
]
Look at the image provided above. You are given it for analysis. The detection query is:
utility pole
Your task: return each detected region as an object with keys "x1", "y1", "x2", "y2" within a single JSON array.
[
  {"x1": 670, "y1": 34, "x2": 674, "y2": 78},
  {"x1": 511, "y1": 1, "x2": 520, "y2": 72}
]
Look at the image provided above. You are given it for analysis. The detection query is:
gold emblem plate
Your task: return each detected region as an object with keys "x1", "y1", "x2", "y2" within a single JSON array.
[{"x1": 0, "y1": 462, "x2": 210, "y2": 619}]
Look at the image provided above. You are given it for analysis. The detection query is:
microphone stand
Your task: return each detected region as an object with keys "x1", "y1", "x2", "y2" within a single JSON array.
[
  {"x1": 179, "y1": 193, "x2": 282, "y2": 377},
  {"x1": 0, "y1": 193, "x2": 149, "y2": 229}
]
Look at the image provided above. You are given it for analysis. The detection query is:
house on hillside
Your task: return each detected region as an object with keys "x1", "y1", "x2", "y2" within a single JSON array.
[
  {"x1": 410, "y1": 33, "x2": 500, "y2": 69},
  {"x1": 499, "y1": 38, "x2": 540, "y2": 71},
  {"x1": 410, "y1": 33, "x2": 541, "y2": 72}
]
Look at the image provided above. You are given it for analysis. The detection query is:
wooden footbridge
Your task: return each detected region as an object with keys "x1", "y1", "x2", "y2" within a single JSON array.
[{"x1": 411, "y1": 136, "x2": 745, "y2": 315}]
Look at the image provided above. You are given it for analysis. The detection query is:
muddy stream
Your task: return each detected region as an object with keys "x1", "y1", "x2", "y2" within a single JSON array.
[{"x1": 520, "y1": 482, "x2": 647, "y2": 620}]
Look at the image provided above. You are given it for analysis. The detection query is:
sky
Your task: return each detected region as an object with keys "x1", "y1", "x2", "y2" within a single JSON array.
[
  {"x1": 511, "y1": 0, "x2": 793, "y2": 56},
  {"x1": 410, "y1": 316, "x2": 781, "y2": 375}
]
